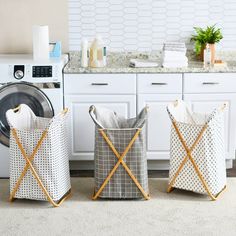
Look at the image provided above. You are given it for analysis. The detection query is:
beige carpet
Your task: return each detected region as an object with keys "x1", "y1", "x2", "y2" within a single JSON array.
[{"x1": 0, "y1": 178, "x2": 236, "y2": 236}]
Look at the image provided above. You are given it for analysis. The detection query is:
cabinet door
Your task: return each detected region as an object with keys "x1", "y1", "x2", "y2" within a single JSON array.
[
  {"x1": 65, "y1": 95, "x2": 136, "y2": 160},
  {"x1": 138, "y1": 94, "x2": 182, "y2": 160},
  {"x1": 184, "y1": 93, "x2": 236, "y2": 160}
]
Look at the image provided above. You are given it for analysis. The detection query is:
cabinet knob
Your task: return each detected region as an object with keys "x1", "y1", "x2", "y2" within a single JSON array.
[
  {"x1": 91, "y1": 83, "x2": 108, "y2": 86},
  {"x1": 151, "y1": 82, "x2": 168, "y2": 85},
  {"x1": 202, "y1": 82, "x2": 219, "y2": 85}
]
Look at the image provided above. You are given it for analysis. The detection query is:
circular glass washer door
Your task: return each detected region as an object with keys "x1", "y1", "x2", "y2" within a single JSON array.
[{"x1": 0, "y1": 82, "x2": 54, "y2": 147}]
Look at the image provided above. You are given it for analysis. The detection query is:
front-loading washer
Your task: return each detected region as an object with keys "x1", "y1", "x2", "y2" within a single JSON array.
[{"x1": 0, "y1": 54, "x2": 68, "y2": 177}]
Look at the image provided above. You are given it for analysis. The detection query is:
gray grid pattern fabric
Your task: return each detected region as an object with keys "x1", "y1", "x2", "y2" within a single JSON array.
[
  {"x1": 168, "y1": 105, "x2": 227, "y2": 196},
  {"x1": 8, "y1": 112, "x2": 71, "y2": 202},
  {"x1": 90, "y1": 106, "x2": 149, "y2": 199},
  {"x1": 94, "y1": 128, "x2": 148, "y2": 199}
]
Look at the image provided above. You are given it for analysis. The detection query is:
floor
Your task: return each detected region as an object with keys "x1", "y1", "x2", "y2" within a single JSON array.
[
  {"x1": 70, "y1": 160, "x2": 236, "y2": 178},
  {"x1": 0, "y1": 177, "x2": 235, "y2": 236}
]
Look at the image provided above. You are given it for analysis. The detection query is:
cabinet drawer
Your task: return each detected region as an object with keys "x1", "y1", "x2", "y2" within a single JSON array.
[
  {"x1": 64, "y1": 74, "x2": 136, "y2": 94},
  {"x1": 137, "y1": 74, "x2": 182, "y2": 94},
  {"x1": 184, "y1": 73, "x2": 236, "y2": 93}
]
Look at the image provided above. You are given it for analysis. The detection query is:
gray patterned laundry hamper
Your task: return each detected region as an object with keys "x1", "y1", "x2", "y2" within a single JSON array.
[
  {"x1": 89, "y1": 106, "x2": 150, "y2": 200},
  {"x1": 6, "y1": 104, "x2": 71, "y2": 207},
  {"x1": 167, "y1": 100, "x2": 227, "y2": 200}
]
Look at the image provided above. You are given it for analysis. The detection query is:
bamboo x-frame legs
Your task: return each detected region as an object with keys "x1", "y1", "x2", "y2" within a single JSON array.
[
  {"x1": 167, "y1": 121, "x2": 226, "y2": 201},
  {"x1": 92, "y1": 129, "x2": 150, "y2": 200},
  {"x1": 9, "y1": 128, "x2": 71, "y2": 207}
]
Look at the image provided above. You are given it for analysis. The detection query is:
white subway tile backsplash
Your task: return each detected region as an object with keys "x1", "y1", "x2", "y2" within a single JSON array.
[{"x1": 69, "y1": 0, "x2": 236, "y2": 51}]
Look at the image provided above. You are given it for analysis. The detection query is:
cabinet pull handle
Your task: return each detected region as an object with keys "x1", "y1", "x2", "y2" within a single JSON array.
[
  {"x1": 202, "y1": 82, "x2": 219, "y2": 85},
  {"x1": 91, "y1": 83, "x2": 108, "y2": 86},
  {"x1": 151, "y1": 82, "x2": 168, "y2": 85}
]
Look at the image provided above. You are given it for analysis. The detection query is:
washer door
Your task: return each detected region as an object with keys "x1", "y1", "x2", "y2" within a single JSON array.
[{"x1": 0, "y1": 82, "x2": 54, "y2": 147}]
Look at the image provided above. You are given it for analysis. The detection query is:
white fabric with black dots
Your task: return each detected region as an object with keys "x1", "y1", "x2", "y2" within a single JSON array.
[
  {"x1": 168, "y1": 101, "x2": 227, "y2": 196},
  {"x1": 7, "y1": 105, "x2": 71, "y2": 202}
]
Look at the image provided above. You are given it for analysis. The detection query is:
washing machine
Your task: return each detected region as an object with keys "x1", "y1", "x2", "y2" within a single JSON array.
[{"x1": 0, "y1": 54, "x2": 68, "y2": 178}]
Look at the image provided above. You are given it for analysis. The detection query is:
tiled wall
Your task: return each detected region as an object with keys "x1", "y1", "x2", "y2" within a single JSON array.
[{"x1": 69, "y1": 0, "x2": 236, "y2": 51}]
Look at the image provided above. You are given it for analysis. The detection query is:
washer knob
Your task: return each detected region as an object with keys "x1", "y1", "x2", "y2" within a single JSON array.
[{"x1": 14, "y1": 70, "x2": 24, "y2": 80}]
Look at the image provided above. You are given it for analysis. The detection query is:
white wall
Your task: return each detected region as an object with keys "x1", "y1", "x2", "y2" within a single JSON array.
[
  {"x1": 0, "y1": 0, "x2": 235, "y2": 53},
  {"x1": 0, "y1": 0, "x2": 68, "y2": 53},
  {"x1": 69, "y1": 0, "x2": 236, "y2": 51}
]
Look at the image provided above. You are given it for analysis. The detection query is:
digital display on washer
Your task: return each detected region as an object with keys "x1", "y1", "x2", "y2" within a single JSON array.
[{"x1": 32, "y1": 66, "x2": 52, "y2": 77}]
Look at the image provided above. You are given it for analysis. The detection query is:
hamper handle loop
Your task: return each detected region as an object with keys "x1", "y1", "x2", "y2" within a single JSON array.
[
  {"x1": 12, "y1": 105, "x2": 21, "y2": 112},
  {"x1": 89, "y1": 105, "x2": 105, "y2": 129},
  {"x1": 48, "y1": 108, "x2": 69, "y2": 129},
  {"x1": 220, "y1": 103, "x2": 227, "y2": 112},
  {"x1": 61, "y1": 108, "x2": 69, "y2": 116},
  {"x1": 206, "y1": 103, "x2": 227, "y2": 125}
]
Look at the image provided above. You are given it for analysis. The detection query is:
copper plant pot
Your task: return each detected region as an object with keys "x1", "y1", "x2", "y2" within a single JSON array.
[
  {"x1": 199, "y1": 44, "x2": 215, "y2": 63},
  {"x1": 209, "y1": 43, "x2": 215, "y2": 65},
  {"x1": 199, "y1": 44, "x2": 206, "y2": 61}
]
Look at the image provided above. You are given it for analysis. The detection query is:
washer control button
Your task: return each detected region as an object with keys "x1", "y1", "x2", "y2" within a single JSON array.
[
  {"x1": 14, "y1": 65, "x2": 25, "y2": 80},
  {"x1": 14, "y1": 70, "x2": 24, "y2": 80}
]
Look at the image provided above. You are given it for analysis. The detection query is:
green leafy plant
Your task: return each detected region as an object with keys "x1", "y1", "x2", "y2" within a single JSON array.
[{"x1": 190, "y1": 25, "x2": 223, "y2": 55}]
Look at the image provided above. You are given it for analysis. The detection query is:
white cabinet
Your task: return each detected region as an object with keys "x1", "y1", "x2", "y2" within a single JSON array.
[
  {"x1": 64, "y1": 74, "x2": 136, "y2": 160},
  {"x1": 138, "y1": 94, "x2": 182, "y2": 160},
  {"x1": 184, "y1": 93, "x2": 236, "y2": 160},
  {"x1": 184, "y1": 73, "x2": 236, "y2": 160},
  {"x1": 137, "y1": 74, "x2": 183, "y2": 160},
  {"x1": 64, "y1": 72, "x2": 236, "y2": 167},
  {"x1": 64, "y1": 74, "x2": 136, "y2": 95},
  {"x1": 184, "y1": 73, "x2": 236, "y2": 94}
]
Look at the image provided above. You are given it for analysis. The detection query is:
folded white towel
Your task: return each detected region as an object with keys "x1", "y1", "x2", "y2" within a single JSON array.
[
  {"x1": 129, "y1": 59, "x2": 158, "y2": 68},
  {"x1": 164, "y1": 42, "x2": 186, "y2": 47},
  {"x1": 163, "y1": 48, "x2": 186, "y2": 53},
  {"x1": 162, "y1": 57, "x2": 188, "y2": 64},
  {"x1": 163, "y1": 51, "x2": 186, "y2": 58},
  {"x1": 162, "y1": 62, "x2": 188, "y2": 68},
  {"x1": 163, "y1": 42, "x2": 187, "y2": 52}
]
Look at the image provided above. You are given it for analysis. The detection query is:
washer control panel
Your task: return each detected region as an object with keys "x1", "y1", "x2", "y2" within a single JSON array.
[
  {"x1": 8, "y1": 61, "x2": 64, "y2": 82},
  {"x1": 32, "y1": 66, "x2": 52, "y2": 77}
]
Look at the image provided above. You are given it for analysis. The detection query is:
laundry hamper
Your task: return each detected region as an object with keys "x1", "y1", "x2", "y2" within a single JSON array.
[
  {"x1": 89, "y1": 106, "x2": 150, "y2": 200},
  {"x1": 6, "y1": 104, "x2": 71, "y2": 207},
  {"x1": 167, "y1": 100, "x2": 227, "y2": 200}
]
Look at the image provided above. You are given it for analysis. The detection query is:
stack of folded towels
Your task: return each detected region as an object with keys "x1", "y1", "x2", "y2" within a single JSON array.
[
  {"x1": 162, "y1": 42, "x2": 188, "y2": 68},
  {"x1": 129, "y1": 59, "x2": 158, "y2": 68}
]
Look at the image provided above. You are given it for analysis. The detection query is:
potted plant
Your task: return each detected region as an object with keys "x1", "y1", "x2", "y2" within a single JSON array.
[{"x1": 191, "y1": 25, "x2": 223, "y2": 62}]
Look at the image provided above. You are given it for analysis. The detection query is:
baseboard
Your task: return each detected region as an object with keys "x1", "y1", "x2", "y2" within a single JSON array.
[{"x1": 70, "y1": 159, "x2": 233, "y2": 170}]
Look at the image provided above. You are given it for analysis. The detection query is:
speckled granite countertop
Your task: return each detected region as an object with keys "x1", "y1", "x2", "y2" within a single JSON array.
[{"x1": 64, "y1": 51, "x2": 236, "y2": 74}]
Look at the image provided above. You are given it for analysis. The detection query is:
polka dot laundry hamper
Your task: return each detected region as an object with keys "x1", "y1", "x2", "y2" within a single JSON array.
[
  {"x1": 6, "y1": 104, "x2": 71, "y2": 207},
  {"x1": 167, "y1": 100, "x2": 227, "y2": 200},
  {"x1": 89, "y1": 105, "x2": 150, "y2": 200}
]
